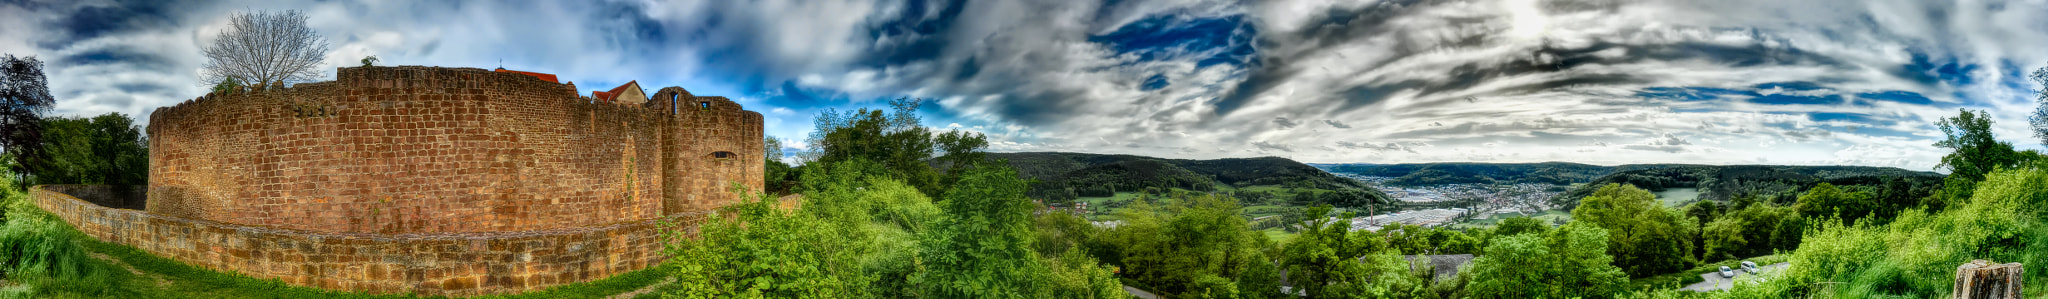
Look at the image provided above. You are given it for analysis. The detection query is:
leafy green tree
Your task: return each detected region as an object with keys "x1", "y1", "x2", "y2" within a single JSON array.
[
  {"x1": 1549, "y1": 223, "x2": 1630, "y2": 299},
  {"x1": 1099, "y1": 193, "x2": 1282, "y2": 298},
  {"x1": 1278, "y1": 206, "x2": 1420, "y2": 298},
  {"x1": 1794, "y1": 183, "x2": 1875, "y2": 225},
  {"x1": 1934, "y1": 109, "x2": 2021, "y2": 200},
  {"x1": 1466, "y1": 223, "x2": 1628, "y2": 299},
  {"x1": 665, "y1": 187, "x2": 876, "y2": 298},
  {"x1": 0, "y1": 55, "x2": 53, "y2": 179},
  {"x1": 20, "y1": 113, "x2": 148, "y2": 186},
  {"x1": 1570, "y1": 183, "x2": 1697, "y2": 277},
  {"x1": 1699, "y1": 216, "x2": 1746, "y2": 261},
  {"x1": 914, "y1": 165, "x2": 1046, "y2": 297},
  {"x1": 1464, "y1": 233, "x2": 1547, "y2": 298},
  {"x1": 805, "y1": 98, "x2": 988, "y2": 197},
  {"x1": 1494, "y1": 216, "x2": 1550, "y2": 237}
]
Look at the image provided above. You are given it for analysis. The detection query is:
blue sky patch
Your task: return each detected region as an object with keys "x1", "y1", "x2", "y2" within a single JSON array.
[
  {"x1": 1636, "y1": 87, "x2": 1758, "y2": 101},
  {"x1": 1090, "y1": 15, "x2": 1255, "y2": 68},
  {"x1": 1750, "y1": 94, "x2": 1844, "y2": 105},
  {"x1": 1141, "y1": 74, "x2": 1170, "y2": 91}
]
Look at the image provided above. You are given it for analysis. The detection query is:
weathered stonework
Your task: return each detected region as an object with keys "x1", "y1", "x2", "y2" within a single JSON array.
[
  {"x1": 33, "y1": 66, "x2": 764, "y2": 296},
  {"x1": 35, "y1": 185, "x2": 699, "y2": 296}
]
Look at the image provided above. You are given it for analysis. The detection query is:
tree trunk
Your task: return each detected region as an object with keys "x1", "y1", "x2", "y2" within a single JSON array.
[{"x1": 1954, "y1": 259, "x2": 2023, "y2": 299}]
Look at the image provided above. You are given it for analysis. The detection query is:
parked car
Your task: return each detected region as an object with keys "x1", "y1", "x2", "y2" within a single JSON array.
[
  {"x1": 1719, "y1": 266, "x2": 1736, "y2": 278},
  {"x1": 1741, "y1": 261, "x2": 1759, "y2": 273}
]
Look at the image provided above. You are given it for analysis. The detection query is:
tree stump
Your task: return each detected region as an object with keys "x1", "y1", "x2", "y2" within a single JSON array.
[{"x1": 1954, "y1": 259, "x2": 2023, "y2": 299}]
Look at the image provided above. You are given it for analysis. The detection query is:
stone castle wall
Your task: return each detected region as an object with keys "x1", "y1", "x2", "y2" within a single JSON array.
[
  {"x1": 145, "y1": 66, "x2": 762, "y2": 234},
  {"x1": 28, "y1": 65, "x2": 766, "y2": 295},
  {"x1": 33, "y1": 185, "x2": 697, "y2": 296}
]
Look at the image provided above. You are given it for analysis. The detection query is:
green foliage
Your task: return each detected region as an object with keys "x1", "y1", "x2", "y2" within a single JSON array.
[
  {"x1": 211, "y1": 76, "x2": 243, "y2": 94},
  {"x1": 1494, "y1": 216, "x2": 1550, "y2": 237},
  {"x1": 665, "y1": 186, "x2": 877, "y2": 298},
  {"x1": 1693, "y1": 167, "x2": 2048, "y2": 298},
  {"x1": 1095, "y1": 193, "x2": 1281, "y2": 298},
  {"x1": 17, "y1": 113, "x2": 148, "y2": 186},
  {"x1": 1936, "y1": 109, "x2": 2023, "y2": 183},
  {"x1": 1793, "y1": 183, "x2": 1874, "y2": 226},
  {"x1": 915, "y1": 166, "x2": 1046, "y2": 298},
  {"x1": 1465, "y1": 223, "x2": 1629, "y2": 299},
  {"x1": 359, "y1": 56, "x2": 377, "y2": 67},
  {"x1": 805, "y1": 97, "x2": 992, "y2": 197},
  {"x1": 1571, "y1": 184, "x2": 1698, "y2": 278},
  {"x1": 0, "y1": 176, "x2": 111, "y2": 297},
  {"x1": 1552, "y1": 165, "x2": 1940, "y2": 209},
  {"x1": 1277, "y1": 206, "x2": 1421, "y2": 298}
]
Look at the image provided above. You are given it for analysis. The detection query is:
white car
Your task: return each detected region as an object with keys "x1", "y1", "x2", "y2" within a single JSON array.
[
  {"x1": 1719, "y1": 266, "x2": 1736, "y2": 278},
  {"x1": 1741, "y1": 261, "x2": 1760, "y2": 273}
]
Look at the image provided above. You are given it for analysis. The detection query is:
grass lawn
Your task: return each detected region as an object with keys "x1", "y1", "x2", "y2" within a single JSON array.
[
  {"x1": 1651, "y1": 188, "x2": 1702, "y2": 207},
  {"x1": 1240, "y1": 205, "x2": 1289, "y2": 218},
  {"x1": 1258, "y1": 228, "x2": 1297, "y2": 244}
]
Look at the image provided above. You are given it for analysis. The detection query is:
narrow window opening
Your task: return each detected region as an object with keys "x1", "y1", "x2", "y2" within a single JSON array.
[
  {"x1": 699, "y1": 101, "x2": 710, "y2": 110},
  {"x1": 670, "y1": 94, "x2": 678, "y2": 115},
  {"x1": 711, "y1": 151, "x2": 736, "y2": 159}
]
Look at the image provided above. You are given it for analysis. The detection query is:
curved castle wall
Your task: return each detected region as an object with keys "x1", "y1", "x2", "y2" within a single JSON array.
[
  {"x1": 145, "y1": 66, "x2": 763, "y2": 234},
  {"x1": 33, "y1": 185, "x2": 698, "y2": 296}
]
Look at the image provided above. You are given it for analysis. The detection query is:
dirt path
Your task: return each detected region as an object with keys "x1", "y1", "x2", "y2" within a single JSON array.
[{"x1": 87, "y1": 251, "x2": 169, "y2": 287}]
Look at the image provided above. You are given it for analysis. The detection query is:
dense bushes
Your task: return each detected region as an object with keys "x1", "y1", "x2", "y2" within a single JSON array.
[
  {"x1": 1652, "y1": 166, "x2": 2048, "y2": 298},
  {"x1": 1572, "y1": 184, "x2": 1699, "y2": 278},
  {"x1": 1093, "y1": 194, "x2": 1281, "y2": 298}
]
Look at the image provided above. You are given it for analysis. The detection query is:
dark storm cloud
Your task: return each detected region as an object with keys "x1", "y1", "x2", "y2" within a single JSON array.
[
  {"x1": 1273, "y1": 117, "x2": 1299, "y2": 129},
  {"x1": 1252, "y1": 141, "x2": 1293, "y2": 152}
]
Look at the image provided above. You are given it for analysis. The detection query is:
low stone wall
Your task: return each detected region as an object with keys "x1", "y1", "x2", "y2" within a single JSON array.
[{"x1": 32, "y1": 185, "x2": 699, "y2": 296}]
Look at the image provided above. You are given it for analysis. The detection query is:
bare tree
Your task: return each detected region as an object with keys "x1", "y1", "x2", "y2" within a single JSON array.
[{"x1": 201, "y1": 10, "x2": 330, "y2": 88}]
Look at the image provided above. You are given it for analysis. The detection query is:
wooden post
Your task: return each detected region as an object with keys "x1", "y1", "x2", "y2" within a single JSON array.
[{"x1": 1954, "y1": 259, "x2": 2023, "y2": 299}]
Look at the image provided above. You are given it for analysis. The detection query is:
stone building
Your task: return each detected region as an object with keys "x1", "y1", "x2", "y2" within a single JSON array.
[{"x1": 31, "y1": 65, "x2": 764, "y2": 296}]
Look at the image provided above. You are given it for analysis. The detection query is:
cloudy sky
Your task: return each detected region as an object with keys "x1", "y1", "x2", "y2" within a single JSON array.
[{"x1": 5, "y1": 0, "x2": 2048, "y2": 170}]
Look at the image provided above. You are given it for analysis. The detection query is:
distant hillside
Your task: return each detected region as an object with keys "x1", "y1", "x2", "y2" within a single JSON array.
[
  {"x1": 986, "y1": 152, "x2": 1383, "y2": 203},
  {"x1": 1547, "y1": 165, "x2": 1942, "y2": 208},
  {"x1": 1316, "y1": 162, "x2": 1715, "y2": 186}
]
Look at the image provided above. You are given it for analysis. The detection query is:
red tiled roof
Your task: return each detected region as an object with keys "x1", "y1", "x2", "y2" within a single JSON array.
[
  {"x1": 493, "y1": 68, "x2": 558, "y2": 83},
  {"x1": 593, "y1": 81, "x2": 639, "y2": 102}
]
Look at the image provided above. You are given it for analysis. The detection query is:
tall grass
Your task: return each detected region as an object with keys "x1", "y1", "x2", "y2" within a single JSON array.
[{"x1": 0, "y1": 177, "x2": 115, "y2": 298}]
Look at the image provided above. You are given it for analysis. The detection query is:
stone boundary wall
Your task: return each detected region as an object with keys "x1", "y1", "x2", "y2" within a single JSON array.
[
  {"x1": 32, "y1": 185, "x2": 698, "y2": 296},
  {"x1": 145, "y1": 66, "x2": 762, "y2": 235}
]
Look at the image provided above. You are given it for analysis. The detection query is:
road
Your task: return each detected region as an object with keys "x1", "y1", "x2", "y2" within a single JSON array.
[
  {"x1": 1123, "y1": 285, "x2": 1160, "y2": 299},
  {"x1": 1682, "y1": 262, "x2": 1788, "y2": 292}
]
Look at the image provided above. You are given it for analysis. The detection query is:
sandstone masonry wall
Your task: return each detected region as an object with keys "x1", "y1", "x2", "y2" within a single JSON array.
[
  {"x1": 146, "y1": 66, "x2": 762, "y2": 234},
  {"x1": 34, "y1": 185, "x2": 700, "y2": 296}
]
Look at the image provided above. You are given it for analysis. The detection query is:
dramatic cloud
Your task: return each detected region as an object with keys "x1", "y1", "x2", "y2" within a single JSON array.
[
  {"x1": 7, "y1": 0, "x2": 2047, "y2": 170},
  {"x1": 1273, "y1": 117, "x2": 1300, "y2": 129}
]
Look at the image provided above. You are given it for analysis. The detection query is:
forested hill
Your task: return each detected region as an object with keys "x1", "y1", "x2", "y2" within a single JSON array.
[
  {"x1": 1548, "y1": 165, "x2": 1942, "y2": 208},
  {"x1": 983, "y1": 152, "x2": 1383, "y2": 203},
  {"x1": 1315, "y1": 162, "x2": 1712, "y2": 186}
]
